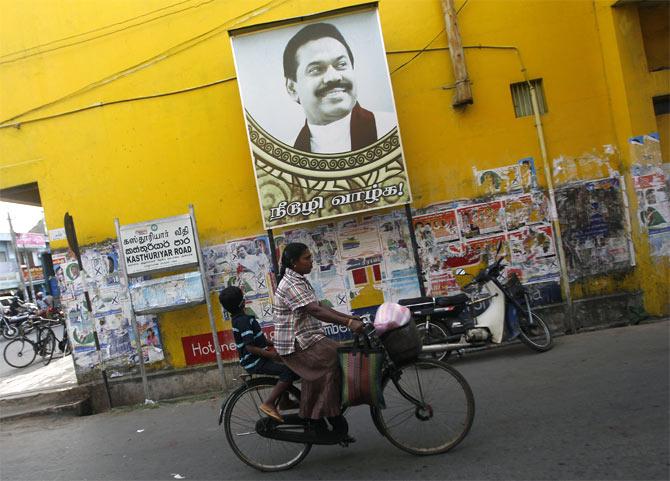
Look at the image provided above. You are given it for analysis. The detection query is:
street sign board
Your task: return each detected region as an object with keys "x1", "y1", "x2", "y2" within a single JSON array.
[{"x1": 119, "y1": 215, "x2": 198, "y2": 276}]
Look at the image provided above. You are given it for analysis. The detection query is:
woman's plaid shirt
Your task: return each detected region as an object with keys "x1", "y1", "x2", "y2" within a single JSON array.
[{"x1": 272, "y1": 268, "x2": 325, "y2": 356}]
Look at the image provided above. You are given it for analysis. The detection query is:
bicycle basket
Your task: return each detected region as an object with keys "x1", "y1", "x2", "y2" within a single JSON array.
[{"x1": 380, "y1": 321, "x2": 421, "y2": 366}]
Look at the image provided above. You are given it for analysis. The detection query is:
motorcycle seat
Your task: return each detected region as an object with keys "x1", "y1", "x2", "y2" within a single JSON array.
[{"x1": 435, "y1": 294, "x2": 469, "y2": 306}]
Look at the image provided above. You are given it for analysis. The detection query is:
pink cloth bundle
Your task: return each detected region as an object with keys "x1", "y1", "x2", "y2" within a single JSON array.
[{"x1": 373, "y1": 302, "x2": 411, "y2": 335}]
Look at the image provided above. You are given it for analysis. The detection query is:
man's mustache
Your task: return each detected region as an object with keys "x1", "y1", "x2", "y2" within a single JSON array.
[{"x1": 315, "y1": 80, "x2": 353, "y2": 98}]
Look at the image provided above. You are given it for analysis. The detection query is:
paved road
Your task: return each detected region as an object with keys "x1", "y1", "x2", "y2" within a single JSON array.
[{"x1": 1, "y1": 320, "x2": 668, "y2": 480}]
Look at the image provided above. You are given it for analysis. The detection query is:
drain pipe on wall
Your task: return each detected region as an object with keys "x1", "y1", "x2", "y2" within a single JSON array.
[
  {"x1": 527, "y1": 77, "x2": 575, "y2": 333},
  {"x1": 387, "y1": 42, "x2": 576, "y2": 331},
  {"x1": 455, "y1": 45, "x2": 575, "y2": 331}
]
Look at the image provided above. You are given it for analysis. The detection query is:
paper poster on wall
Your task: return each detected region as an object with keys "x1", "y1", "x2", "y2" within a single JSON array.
[
  {"x1": 475, "y1": 164, "x2": 523, "y2": 195},
  {"x1": 457, "y1": 201, "x2": 505, "y2": 239},
  {"x1": 504, "y1": 193, "x2": 548, "y2": 231},
  {"x1": 464, "y1": 234, "x2": 509, "y2": 268},
  {"x1": 203, "y1": 235, "x2": 273, "y2": 298},
  {"x1": 555, "y1": 177, "x2": 633, "y2": 280},
  {"x1": 230, "y1": 6, "x2": 411, "y2": 228},
  {"x1": 427, "y1": 271, "x2": 458, "y2": 297},
  {"x1": 632, "y1": 164, "x2": 670, "y2": 257},
  {"x1": 507, "y1": 225, "x2": 560, "y2": 283},
  {"x1": 66, "y1": 305, "x2": 99, "y2": 369},
  {"x1": 244, "y1": 296, "x2": 274, "y2": 325},
  {"x1": 413, "y1": 210, "x2": 460, "y2": 243},
  {"x1": 378, "y1": 213, "x2": 416, "y2": 279},
  {"x1": 338, "y1": 219, "x2": 383, "y2": 260},
  {"x1": 81, "y1": 242, "x2": 121, "y2": 286}
]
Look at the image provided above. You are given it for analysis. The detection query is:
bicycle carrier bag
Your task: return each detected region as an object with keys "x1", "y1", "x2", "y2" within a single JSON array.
[{"x1": 337, "y1": 335, "x2": 385, "y2": 409}]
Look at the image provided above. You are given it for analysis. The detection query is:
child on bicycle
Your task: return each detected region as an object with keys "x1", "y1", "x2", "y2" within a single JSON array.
[{"x1": 219, "y1": 286, "x2": 299, "y2": 423}]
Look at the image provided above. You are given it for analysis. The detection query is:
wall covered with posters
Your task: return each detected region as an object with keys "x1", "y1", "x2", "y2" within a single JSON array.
[
  {"x1": 2, "y1": 1, "x2": 669, "y2": 374},
  {"x1": 53, "y1": 242, "x2": 165, "y2": 377}
]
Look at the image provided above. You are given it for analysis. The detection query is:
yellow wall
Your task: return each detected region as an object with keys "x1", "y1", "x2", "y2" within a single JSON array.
[{"x1": 1, "y1": 0, "x2": 668, "y2": 368}]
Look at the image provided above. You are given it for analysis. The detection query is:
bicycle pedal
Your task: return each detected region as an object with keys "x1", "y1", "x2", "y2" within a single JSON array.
[{"x1": 338, "y1": 435, "x2": 356, "y2": 447}]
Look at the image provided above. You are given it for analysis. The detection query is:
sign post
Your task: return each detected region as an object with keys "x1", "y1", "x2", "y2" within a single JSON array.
[
  {"x1": 189, "y1": 204, "x2": 228, "y2": 389},
  {"x1": 116, "y1": 208, "x2": 228, "y2": 400},
  {"x1": 114, "y1": 218, "x2": 151, "y2": 402}
]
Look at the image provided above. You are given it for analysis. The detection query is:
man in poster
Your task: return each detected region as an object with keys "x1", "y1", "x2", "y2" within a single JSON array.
[
  {"x1": 283, "y1": 23, "x2": 395, "y2": 154},
  {"x1": 231, "y1": 7, "x2": 411, "y2": 228}
]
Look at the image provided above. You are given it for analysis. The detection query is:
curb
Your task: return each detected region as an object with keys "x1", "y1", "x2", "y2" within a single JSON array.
[{"x1": 0, "y1": 397, "x2": 92, "y2": 423}]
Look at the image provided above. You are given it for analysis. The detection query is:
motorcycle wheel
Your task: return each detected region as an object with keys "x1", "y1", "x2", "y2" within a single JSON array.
[
  {"x1": 2, "y1": 323, "x2": 19, "y2": 340},
  {"x1": 417, "y1": 320, "x2": 451, "y2": 362},
  {"x1": 518, "y1": 309, "x2": 553, "y2": 352}
]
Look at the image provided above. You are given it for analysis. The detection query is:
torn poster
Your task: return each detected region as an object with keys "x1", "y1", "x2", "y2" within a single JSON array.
[
  {"x1": 457, "y1": 201, "x2": 505, "y2": 239},
  {"x1": 555, "y1": 177, "x2": 633, "y2": 280},
  {"x1": 632, "y1": 163, "x2": 670, "y2": 257}
]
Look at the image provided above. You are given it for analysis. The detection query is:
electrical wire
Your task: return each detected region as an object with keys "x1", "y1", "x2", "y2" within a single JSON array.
[
  {"x1": 390, "y1": 29, "x2": 445, "y2": 75},
  {"x1": 0, "y1": 0, "x2": 472, "y2": 128},
  {"x1": 0, "y1": 0, "x2": 289, "y2": 126},
  {"x1": 0, "y1": 76, "x2": 236, "y2": 130},
  {"x1": 389, "y1": 0, "x2": 468, "y2": 76},
  {"x1": 0, "y1": 0, "x2": 218, "y2": 66},
  {"x1": 0, "y1": 0, "x2": 196, "y2": 60}
]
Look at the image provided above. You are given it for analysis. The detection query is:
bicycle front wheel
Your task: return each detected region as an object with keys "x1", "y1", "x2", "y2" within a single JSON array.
[
  {"x1": 3, "y1": 338, "x2": 37, "y2": 368},
  {"x1": 224, "y1": 378, "x2": 310, "y2": 472},
  {"x1": 372, "y1": 359, "x2": 475, "y2": 455},
  {"x1": 40, "y1": 329, "x2": 56, "y2": 366}
]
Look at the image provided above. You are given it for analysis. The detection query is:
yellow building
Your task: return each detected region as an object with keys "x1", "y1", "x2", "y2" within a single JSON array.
[{"x1": 1, "y1": 0, "x2": 668, "y2": 382}]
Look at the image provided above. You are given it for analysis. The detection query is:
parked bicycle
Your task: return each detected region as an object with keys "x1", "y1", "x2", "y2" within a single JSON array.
[
  {"x1": 3, "y1": 317, "x2": 58, "y2": 368},
  {"x1": 219, "y1": 321, "x2": 475, "y2": 472}
]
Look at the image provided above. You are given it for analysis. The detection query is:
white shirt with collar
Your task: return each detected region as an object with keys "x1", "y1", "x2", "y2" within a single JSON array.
[{"x1": 307, "y1": 110, "x2": 397, "y2": 154}]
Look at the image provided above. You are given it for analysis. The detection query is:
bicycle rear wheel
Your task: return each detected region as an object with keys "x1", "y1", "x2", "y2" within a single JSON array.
[
  {"x1": 40, "y1": 328, "x2": 56, "y2": 366},
  {"x1": 372, "y1": 359, "x2": 474, "y2": 455},
  {"x1": 3, "y1": 338, "x2": 37, "y2": 368},
  {"x1": 224, "y1": 378, "x2": 309, "y2": 472}
]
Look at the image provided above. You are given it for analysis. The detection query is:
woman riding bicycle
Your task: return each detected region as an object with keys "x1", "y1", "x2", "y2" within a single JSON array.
[{"x1": 272, "y1": 243, "x2": 364, "y2": 439}]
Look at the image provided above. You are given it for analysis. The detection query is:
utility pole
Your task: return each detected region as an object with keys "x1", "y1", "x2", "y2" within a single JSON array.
[
  {"x1": 23, "y1": 251, "x2": 37, "y2": 301},
  {"x1": 441, "y1": 0, "x2": 473, "y2": 107},
  {"x1": 7, "y1": 213, "x2": 28, "y2": 300}
]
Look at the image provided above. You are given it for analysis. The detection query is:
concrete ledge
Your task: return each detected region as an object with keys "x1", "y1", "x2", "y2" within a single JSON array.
[
  {"x1": 86, "y1": 362, "x2": 246, "y2": 413},
  {"x1": 0, "y1": 398, "x2": 92, "y2": 423}
]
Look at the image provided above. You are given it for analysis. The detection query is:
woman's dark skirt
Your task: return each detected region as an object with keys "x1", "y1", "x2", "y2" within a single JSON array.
[{"x1": 281, "y1": 337, "x2": 341, "y2": 420}]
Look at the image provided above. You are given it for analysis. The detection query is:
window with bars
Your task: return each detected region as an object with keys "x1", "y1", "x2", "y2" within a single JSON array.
[{"x1": 510, "y1": 79, "x2": 548, "y2": 118}]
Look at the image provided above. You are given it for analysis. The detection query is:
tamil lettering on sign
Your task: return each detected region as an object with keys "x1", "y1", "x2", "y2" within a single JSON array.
[
  {"x1": 230, "y1": 6, "x2": 411, "y2": 229},
  {"x1": 119, "y1": 215, "x2": 198, "y2": 275}
]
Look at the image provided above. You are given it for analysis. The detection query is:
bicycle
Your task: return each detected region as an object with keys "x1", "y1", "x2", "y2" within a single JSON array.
[
  {"x1": 3, "y1": 317, "x2": 57, "y2": 368},
  {"x1": 220, "y1": 322, "x2": 475, "y2": 472},
  {"x1": 45, "y1": 317, "x2": 73, "y2": 356}
]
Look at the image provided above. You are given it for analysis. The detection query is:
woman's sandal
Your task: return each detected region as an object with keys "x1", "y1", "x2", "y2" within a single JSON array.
[{"x1": 260, "y1": 404, "x2": 284, "y2": 423}]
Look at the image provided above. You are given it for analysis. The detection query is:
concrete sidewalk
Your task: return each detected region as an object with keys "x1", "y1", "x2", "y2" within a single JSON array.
[
  {"x1": 0, "y1": 355, "x2": 84, "y2": 421},
  {"x1": 0, "y1": 355, "x2": 77, "y2": 398}
]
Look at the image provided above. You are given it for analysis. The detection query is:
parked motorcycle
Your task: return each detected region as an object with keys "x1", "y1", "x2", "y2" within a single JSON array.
[
  {"x1": 1, "y1": 312, "x2": 31, "y2": 340},
  {"x1": 399, "y1": 242, "x2": 553, "y2": 360}
]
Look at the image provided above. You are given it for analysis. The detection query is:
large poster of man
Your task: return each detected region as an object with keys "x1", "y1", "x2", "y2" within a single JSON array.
[{"x1": 230, "y1": 6, "x2": 411, "y2": 229}]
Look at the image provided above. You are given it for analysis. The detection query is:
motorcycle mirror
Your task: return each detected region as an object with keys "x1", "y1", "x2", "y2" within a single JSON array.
[
  {"x1": 454, "y1": 268, "x2": 467, "y2": 276},
  {"x1": 496, "y1": 241, "x2": 503, "y2": 256}
]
